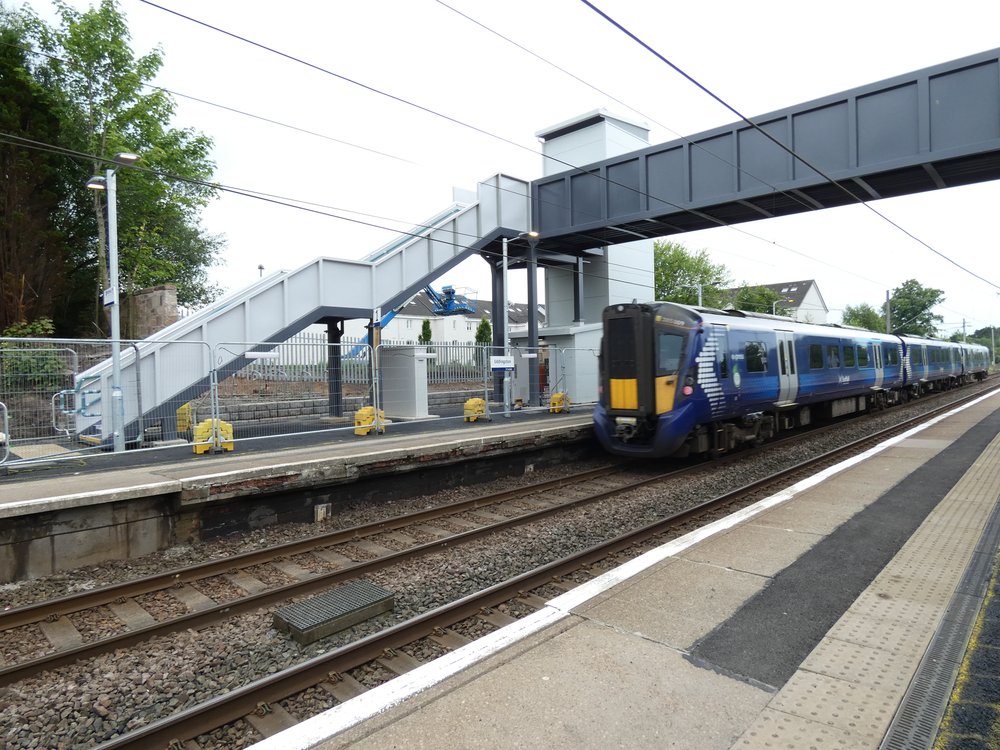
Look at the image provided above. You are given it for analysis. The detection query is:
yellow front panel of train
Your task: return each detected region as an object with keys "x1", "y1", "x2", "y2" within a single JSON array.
[
  {"x1": 655, "y1": 376, "x2": 677, "y2": 414},
  {"x1": 609, "y1": 378, "x2": 638, "y2": 410}
]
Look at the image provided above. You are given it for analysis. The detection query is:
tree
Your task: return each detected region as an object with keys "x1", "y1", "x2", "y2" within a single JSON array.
[
  {"x1": 474, "y1": 317, "x2": 491, "y2": 346},
  {"x1": 417, "y1": 319, "x2": 432, "y2": 345},
  {"x1": 730, "y1": 285, "x2": 785, "y2": 315},
  {"x1": 887, "y1": 279, "x2": 944, "y2": 336},
  {"x1": 474, "y1": 317, "x2": 491, "y2": 368},
  {"x1": 0, "y1": 12, "x2": 75, "y2": 330},
  {"x1": 842, "y1": 303, "x2": 885, "y2": 332},
  {"x1": 15, "y1": 0, "x2": 223, "y2": 336},
  {"x1": 653, "y1": 240, "x2": 731, "y2": 307}
]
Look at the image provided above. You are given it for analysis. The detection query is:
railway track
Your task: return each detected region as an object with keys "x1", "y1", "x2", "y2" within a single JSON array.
[
  {"x1": 77, "y1": 383, "x2": 999, "y2": 748},
  {"x1": 2, "y1": 462, "x2": 703, "y2": 685}
]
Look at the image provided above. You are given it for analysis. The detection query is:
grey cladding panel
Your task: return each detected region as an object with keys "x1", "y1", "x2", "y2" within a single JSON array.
[
  {"x1": 930, "y1": 61, "x2": 1000, "y2": 151},
  {"x1": 793, "y1": 101, "x2": 850, "y2": 178},
  {"x1": 538, "y1": 180, "x2": 569, "y2": 231},
  {"x1": 607, "y1": 159, "x2": 641, "y2": 217},
  {"x1": 858, "y1": 83, "x2": 920, "y2": 166},
  {"x1": 646, "y1": 146, "x2": 685, "y2": 210},
  {"x1": 738, "y1": 119, "x2": 791, "y2": 191},
  {"x1": 691, "y1": 132, "x2": 736, "y2": 201},
  {"x1": 571, "y1": 171, "x2": 603, "y2": 224}
]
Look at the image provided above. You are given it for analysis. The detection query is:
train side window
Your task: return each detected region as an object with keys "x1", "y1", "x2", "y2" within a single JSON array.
[
  {"x1": 885, "y1": 346, "x2": 899, "y2": 366},
  {"x1": 843, "y1": 345, "x2": 855, "y2": 367},
  {"x1": 827, "y1": 345, "x2": 841, "y2": 368},
  {"x1": 857, "y1": 345, "x2": 870, "y2": 368},
  {"x1": 745, "y1": 342, "x2": 767, "y2": 373},
  {"x1": 911, "y1": 347, "x2": 923, "y2": 365},
  {"x1": 809, "y1": 344, "x2": 824, "y2": 369}
]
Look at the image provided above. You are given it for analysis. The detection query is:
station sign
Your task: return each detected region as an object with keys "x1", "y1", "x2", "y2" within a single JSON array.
[{"x1": 491, "y1": 355, "x2": 515, "y2": 371}]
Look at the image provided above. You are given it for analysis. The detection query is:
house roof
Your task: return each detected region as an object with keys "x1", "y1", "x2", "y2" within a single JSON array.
[{"x1": 759, "y1": 280, "x2": 826, "y2": 310}]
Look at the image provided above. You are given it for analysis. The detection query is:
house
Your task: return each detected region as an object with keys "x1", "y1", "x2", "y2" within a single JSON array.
[{"x1": 759, "y1": 280, "x2": 829, "y2": 323}]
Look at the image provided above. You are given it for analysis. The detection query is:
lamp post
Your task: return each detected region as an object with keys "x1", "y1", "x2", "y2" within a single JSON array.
[
  {"x1": 87, "y1": 152, "x2": 138, "y2": 452},
  {"x1": 773, "y1": 298, "x2": 794, "y2": 316},
  {"x1": 501, "y1": 231, "x2": 538, "y2": 415},
  {"x1": 682, "y1": 283, "x2": 703, "y2": 306}
]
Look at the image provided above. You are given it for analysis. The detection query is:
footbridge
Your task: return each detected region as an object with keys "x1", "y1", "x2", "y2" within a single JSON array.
[
  {"x1": 527, "y1": 47, "x2": 1000, "y2": 255},
  {"x1": 75, "y1": 175, "x2": 529, "y2": 444}
]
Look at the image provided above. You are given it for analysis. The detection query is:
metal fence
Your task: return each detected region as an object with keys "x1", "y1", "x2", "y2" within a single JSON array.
[{"x1": 1, "y1": 335, "x2": 582, "y2": 467}]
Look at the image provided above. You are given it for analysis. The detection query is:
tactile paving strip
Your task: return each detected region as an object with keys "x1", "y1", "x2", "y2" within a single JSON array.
[
  {"x1": 880, "y1": 492, "x2": 1000, "y2": 749},
  {"x1": 736, "y1": 428, "x2": 1000, "y2": 750}
]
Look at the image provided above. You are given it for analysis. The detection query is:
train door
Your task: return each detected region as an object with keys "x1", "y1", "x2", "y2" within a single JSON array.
[
  {"x1": 873, "y1": 343, "x2": 884, "y2": 389},
  {"x1": 775, "y1": 330, "x2": 799, "y2": 405}
]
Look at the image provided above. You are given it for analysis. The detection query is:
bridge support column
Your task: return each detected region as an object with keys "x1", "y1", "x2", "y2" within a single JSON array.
[
  {"x1": 527, "y1": 238, "x2": 540, "y2": 406},
  {"x1": 574, "y1": 256, "x2": 585, "y2": 323},
  {"x1": 490, "y1": 256, "x2": 506, "y2": 401},
  {"x1": 325, "y1": 318, "x2": 344, "y2": 418}
]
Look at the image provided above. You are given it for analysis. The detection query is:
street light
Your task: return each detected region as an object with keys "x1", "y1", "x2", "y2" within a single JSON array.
[
  {"x1": 681, "y1": 283, "x2": 703, "y2": 306},
  {"x1": 87, "y1": 151, "x2": 139, "y2": 452},
  {"x1": 501, "y1": 231, "x2": 538, "y2": 416},
  {"x1": 773, "y1": 298, "x2": 794, "y2": 315}
]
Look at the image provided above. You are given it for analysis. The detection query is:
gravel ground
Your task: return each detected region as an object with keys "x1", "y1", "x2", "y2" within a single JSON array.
[{"x1": 0, "y1": 382, "x2": 995, "y2": 749}]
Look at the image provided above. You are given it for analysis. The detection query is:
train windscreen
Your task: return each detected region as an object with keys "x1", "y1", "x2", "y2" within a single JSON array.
[
  {"x1": 607, "y1": 318, "x2": 636, "y2": 379},
  {"x1": 657, "y1": 333, "x2": 684, "y2": 375}
]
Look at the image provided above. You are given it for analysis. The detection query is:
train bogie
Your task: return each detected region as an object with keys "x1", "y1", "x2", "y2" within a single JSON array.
[{"x1": 595, "y1": 302, "x2": 989, "y2": 458}]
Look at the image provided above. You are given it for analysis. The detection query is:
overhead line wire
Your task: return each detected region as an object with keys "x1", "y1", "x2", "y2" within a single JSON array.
[
  {"x1": 8, "y1": 10, "x2": 991, "y2": 323},
  {"x1": 578, "y1": 0, "x2": 1000, "y2": 293},
  {"x1": 3, "y1": 130, "x2": 983, "y2": 326}
]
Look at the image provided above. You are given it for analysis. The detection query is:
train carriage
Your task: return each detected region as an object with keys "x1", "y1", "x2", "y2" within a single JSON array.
[{"x1": 595, "y1": 302, "x2": 988, "y2": 458}]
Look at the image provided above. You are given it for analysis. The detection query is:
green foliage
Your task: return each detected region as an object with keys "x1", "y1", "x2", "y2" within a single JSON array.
[
  {"x1": 417, "y1": 319, "x2": 432, "y2": 345},
  {"x1": 731, "y1": 285, "x2": 785, "y2": 315},
  {"x1": 0, "y1": 13, "x2": 75, "y2": 329},
  {"x1": 474, "y1": 317, "x2": 492, "y2": 346},
  {"x1": 842, "y1": 303, "x2": 885, "y2": 332},
  {"x1": 842, "y1": 280, "x2": 945, "y2": 336},
  {"x1": 2, "y1": 319, "x2": 56, "y2": 338},
  {"x1": 8, "y1": 0, "x2": 223, "y2": 337},
  {"x1": 888, "y1": 279, "x2": 944, "y2": 336},
  {"x1": 653, "y1": 240, "x2": 731, "y2": 307},
  {"x1": 0, "y1": 318, "x2": 65, "y2": 393}
]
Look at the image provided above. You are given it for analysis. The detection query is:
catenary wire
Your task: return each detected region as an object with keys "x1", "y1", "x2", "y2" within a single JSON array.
[
  {"x1": 4, "y1": 13, "x2": 990, "y2": 327},
  {"x1": 578, "y1": 0, "x2": 1000, "y2": 294},
  {"x1": 132, "y1": 0, "x2": 1000, "y2": 322},
  {"x1": 0, "y1": 129, "x2": 975, "y2": 326}
]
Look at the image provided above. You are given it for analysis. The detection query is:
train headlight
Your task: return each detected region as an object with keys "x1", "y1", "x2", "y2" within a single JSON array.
[{"x1": 682, "y1": 385, "x2": 694, "y2": 396}]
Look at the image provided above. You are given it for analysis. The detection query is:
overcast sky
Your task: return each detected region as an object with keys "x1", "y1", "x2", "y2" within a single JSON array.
[{"x1": 24, "y1": 0, "x2": 1000, "y2": 335}]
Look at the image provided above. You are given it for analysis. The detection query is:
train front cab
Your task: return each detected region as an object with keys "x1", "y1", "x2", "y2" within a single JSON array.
[{"x1": 595, "y1": 303, "x2": 699, "y2": 457}]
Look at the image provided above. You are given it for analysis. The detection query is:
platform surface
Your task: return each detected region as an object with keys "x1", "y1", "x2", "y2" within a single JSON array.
[{"x1": 243, "y1": 390, "x2": 1000, "y2": 750}]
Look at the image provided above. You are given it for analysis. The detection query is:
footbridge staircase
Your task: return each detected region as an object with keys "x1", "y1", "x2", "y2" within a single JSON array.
[{"x1": 75, "y1": 175, "x2": 529, "y2": 445}]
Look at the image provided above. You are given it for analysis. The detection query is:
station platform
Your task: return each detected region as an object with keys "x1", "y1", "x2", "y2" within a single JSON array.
[
  {"x1": 250, "y1": 389, "x2": 1000, "y2": 750},
  {"x1": 0, "y1": 411, "x2": 593, "y2": 581}
]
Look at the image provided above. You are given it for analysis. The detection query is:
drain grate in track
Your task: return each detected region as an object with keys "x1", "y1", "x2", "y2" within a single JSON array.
[{"x1": 273, "y1": 580, "x2": 394, "y2": 645}]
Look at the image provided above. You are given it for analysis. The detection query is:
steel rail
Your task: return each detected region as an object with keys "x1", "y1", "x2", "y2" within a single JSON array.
[
  {"x1": 94, "y1": 384, "x2": 1000, "y2": 748},
  {"x1": 0, "y1": 463, "x2": 694, "y2": 686},
  {"x1": 0, "y1": 464, "x2": 628, "y2": 631}
]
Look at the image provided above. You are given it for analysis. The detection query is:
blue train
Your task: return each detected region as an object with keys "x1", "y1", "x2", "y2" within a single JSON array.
[{"x1": 594, "y1": 302, "x2": 990, "y2": 458}]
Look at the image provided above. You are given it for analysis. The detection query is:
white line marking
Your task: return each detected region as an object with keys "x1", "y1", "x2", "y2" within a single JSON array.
[{"x1": 250, "y1": 389, "x2": 999, "y2": 749}]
